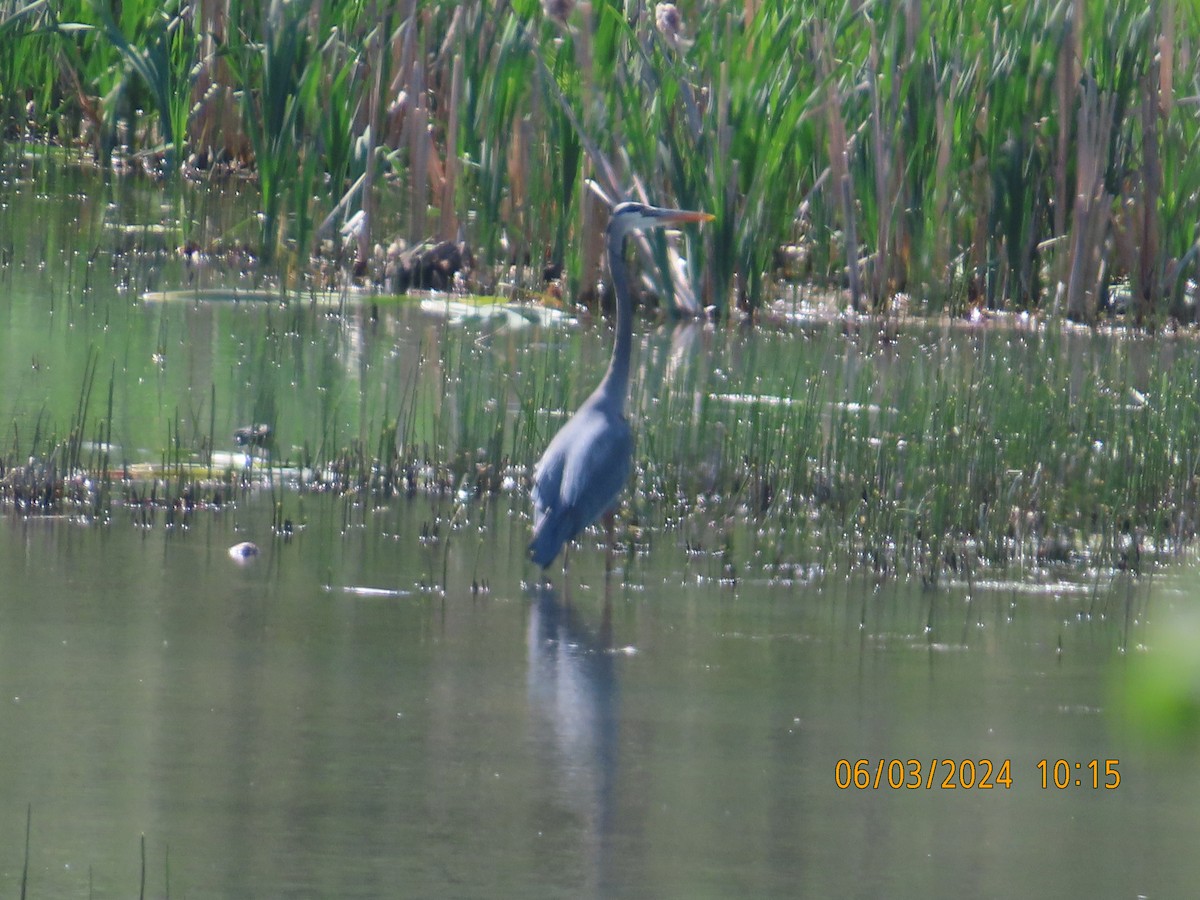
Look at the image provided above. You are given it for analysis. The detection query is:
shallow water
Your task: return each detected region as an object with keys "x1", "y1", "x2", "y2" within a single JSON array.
[
  {"x1": 4, "y1": 157, "x2": 1200, "y2": 897},
  {"x1": 1, "y1": 497, "x2": 1197, "y2": 898}
]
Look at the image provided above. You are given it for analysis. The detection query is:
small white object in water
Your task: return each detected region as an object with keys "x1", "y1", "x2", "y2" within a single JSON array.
[
  {"x1": 229, "y1": 541, "x2": 260, "y2": 561},
  {"x1": 337, "y1": 586, "x2": 409, "y2": 599}
]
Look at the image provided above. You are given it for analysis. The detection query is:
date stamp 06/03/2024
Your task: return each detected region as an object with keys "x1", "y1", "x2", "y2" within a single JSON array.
[{"x1": 834, "y1": 758, "x2": 1122, "y2": 791}]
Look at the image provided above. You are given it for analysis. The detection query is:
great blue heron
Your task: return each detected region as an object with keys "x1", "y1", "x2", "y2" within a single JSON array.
[{"x1": 529, "y1": 202, "x2": 714, "y2": 568}]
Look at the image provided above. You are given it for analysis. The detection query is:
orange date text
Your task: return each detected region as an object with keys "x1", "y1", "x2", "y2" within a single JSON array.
[{"x1": 834, "y1": 758, "x2": 1013, "y2": 790}]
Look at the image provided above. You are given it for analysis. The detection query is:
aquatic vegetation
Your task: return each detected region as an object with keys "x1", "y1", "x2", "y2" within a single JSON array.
[
  {"x1": 4, "y1": 236, "x2": 1200, "y2": 585},
  {"x1": 2, "y1": 1, "x2": 1198, "y2": 318},
  {"x1": 5, "y1": 3, "x2": 1200, "y2": 585},
  {"x1": 89, "y1": 0, "x2": 198, "y2": 174},
  {"x1": 0, "y1": 151, "x2": 1193, "y2": 582}
]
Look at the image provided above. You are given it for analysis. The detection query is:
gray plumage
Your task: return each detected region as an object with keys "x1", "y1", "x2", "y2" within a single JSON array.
[{"x1": 529, "y1": 202, "x2": 713, "y2": 568}]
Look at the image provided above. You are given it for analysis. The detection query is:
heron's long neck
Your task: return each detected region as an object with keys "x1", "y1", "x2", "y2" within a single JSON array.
[{"x1": 597, "y1": 232, "x2": 633, "y2": 409}]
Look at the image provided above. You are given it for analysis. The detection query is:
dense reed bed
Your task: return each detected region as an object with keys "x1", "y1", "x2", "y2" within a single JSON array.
[{"x1": 2, "y1": 0, "x2": 1199, "y2": 319}]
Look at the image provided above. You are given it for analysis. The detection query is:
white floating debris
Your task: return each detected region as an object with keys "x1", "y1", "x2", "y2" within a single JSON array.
[
  {"x1": 711, "y1": 392, "x2": 801, "y2": 408},
  {"x1": 228, "y1": 541, "x2": 259, "y2": 561},
  {"x1": 337, "y1": 586, "x2": 410, "y2": 599},
  {"x1": 418, "y1": 298, "x2": 574, "y2": 330},
  {"x1": 140, "y1": 288, "x2": 350, "y2": 306},
  {"x1": 968, "y1": 579, "x2": 1092, "y2": 595}
]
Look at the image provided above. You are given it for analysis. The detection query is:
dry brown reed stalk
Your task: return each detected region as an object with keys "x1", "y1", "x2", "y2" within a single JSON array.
[
  {"x1": 867, "y1": 24, "x2": 901, "y2": 311},
  {"x1": 357, "y1": 21, "x2": 384, "y2": 270},
  {"x1": 506, "y1": 95, "x2": 531, "y2": 268},
  {"x1": 1133, "y1": 60, "x2": 1163, "y2": 322},
  {"x1": 380, "y1": 4, "x2": 454, "y2": 252},
  {"x1": 743, "y1": 0, "x2": 759, "y2": 30},
  {"x1": 1159, "y1": 0, "x2": 1174, "y2": 117},
  {"x1": 409, "y1": 18, "x2": 429, "y2": 242},
  {"x1": 1102, "y1": 6, "x2": 1166, "y2": 324},
  {"x1": 190, "y1": 0, "x2": 245, "y2": 165},
  {"x1": 439, "y1": 30, "x2": 463, "y2": 241},
  {"x1": 570, "y1": 2, "x2": 606, "y2": 298},
  {"x1": 1053, "y1": 0, "x2": 1082, "y2": 239},
  {"x1": 1064, "y1": 79, "x2": 1116, "y2": 322},
  {"x1": 932, "y1": 86, "x2": 952, "y2": 282},
  {"x1": 896, "y1": 0, "x2": 920, "y2": 292},
  {"x1": 967, "y1": 119, "x2": 992, "y2": 304},
  {"x1": 57, "y1": 48, "x2": 105, "y2": 158},
  {"x1": 714, "y1": 57, "x2": 734, "y2": 307},
  {"x1": 813, "y1": 20, "x2": 862, "y2": 311}
]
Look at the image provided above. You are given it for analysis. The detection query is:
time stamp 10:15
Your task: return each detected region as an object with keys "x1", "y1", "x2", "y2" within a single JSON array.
[{"x1": 834, "y1": 758, "x2": 1122, "y2": 790}]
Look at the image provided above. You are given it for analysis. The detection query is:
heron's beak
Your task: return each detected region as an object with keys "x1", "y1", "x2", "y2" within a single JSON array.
[{"x1": 653, "y1": 208, "x2": 715, "y2": 225}]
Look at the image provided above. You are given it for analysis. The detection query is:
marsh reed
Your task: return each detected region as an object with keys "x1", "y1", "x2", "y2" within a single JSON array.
[
  {"x1": 1, "y1": 281, "x2": 1198, "y2": 580},
  {"x1": 5, "y1": 2, "x2": 1200, "y2": 580},
  {"x1": 1, "y1": 0, "x2": 1198, "y2": 319}
]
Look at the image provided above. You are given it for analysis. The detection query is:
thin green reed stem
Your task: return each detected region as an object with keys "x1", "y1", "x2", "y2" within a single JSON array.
[{"x1": 20, "y1": 803, "x2": 30, "y2": 900}]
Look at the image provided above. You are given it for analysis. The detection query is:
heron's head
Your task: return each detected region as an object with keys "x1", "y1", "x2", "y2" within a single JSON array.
[{"x1": 608, "y1": 202, "x2": 714, "y2": 239}]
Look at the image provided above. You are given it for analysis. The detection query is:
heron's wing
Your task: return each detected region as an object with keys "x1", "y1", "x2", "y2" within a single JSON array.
[
  {"x1": 531, "y1": 448, "x2": 564, "y2": 522},
  {"x1": 557, "y1": 409, "x2": 632, "y2": 530},
  {"x1": 529, "y1": 405, "x2": 632, "y2": 566}
]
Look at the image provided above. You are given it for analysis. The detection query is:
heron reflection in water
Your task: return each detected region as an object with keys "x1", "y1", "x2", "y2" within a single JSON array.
[
  {"x1": 529, "y1": 202, "x2": 714, "y2": 568},
  {"x1": 526, "y1": 582, "x2": 622, "y2": 885}
]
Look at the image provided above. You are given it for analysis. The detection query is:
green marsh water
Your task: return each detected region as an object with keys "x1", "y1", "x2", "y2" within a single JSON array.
[
  {"x1": 3, "y1": 503, "x2": 1199, "y2": 897},
  {"x1": 3, "y1": 160, "x2": 1200, "y2": 897}
]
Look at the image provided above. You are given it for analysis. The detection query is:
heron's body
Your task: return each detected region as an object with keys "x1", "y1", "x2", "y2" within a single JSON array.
[
  {"x1": 528, "y1": 392, "x2": 632, "y2": 568},
  {"x1": 529, "y1": 202, "x2": 712, "y2": 568}
]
